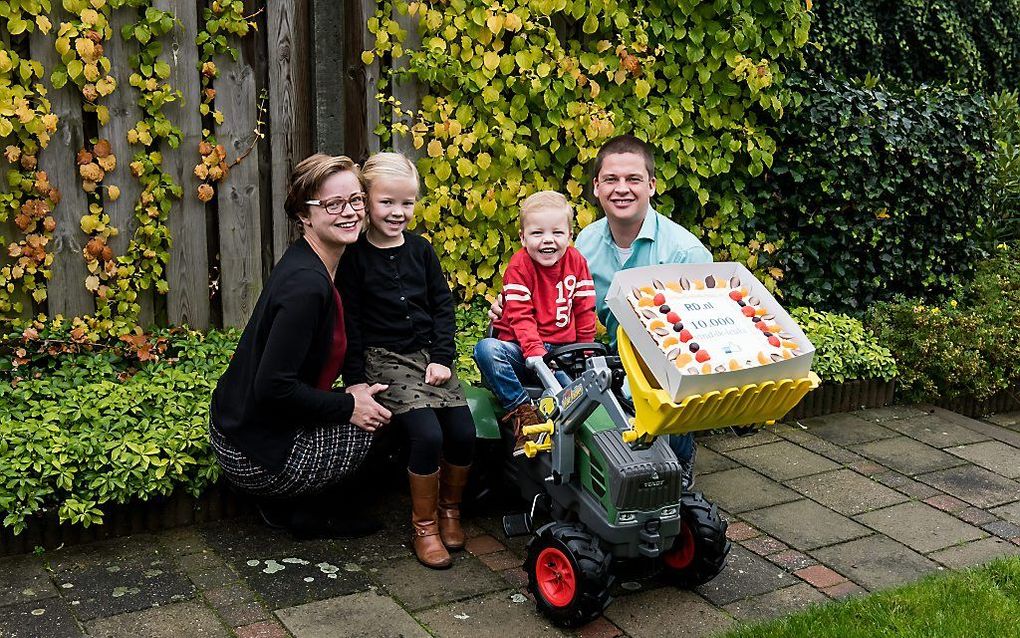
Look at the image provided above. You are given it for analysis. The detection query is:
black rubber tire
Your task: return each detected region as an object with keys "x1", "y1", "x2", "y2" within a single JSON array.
[
  {"x1": 663, "y1": 491, "x2": 730, "y2": 588},
  {"x1": 525, "y1": 522, "x2": 614, "y2": 628}
]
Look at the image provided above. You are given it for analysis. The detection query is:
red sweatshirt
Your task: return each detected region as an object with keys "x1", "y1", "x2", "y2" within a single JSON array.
[{"x1": 493, "y1": 246, "x2": 597, "y2": 358}]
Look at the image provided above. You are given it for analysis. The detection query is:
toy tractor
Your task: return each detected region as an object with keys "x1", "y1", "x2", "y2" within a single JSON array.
[{"x1": 465, "y1": 328, "x2": 819, "y2": 627}]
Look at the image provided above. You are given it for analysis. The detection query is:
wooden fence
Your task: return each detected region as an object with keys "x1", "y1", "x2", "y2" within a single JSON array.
[{"x1": 0, "y1": 0, "x2": 399, "y2": 330}]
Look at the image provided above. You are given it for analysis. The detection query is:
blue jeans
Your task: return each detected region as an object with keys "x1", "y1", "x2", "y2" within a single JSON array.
[{"x1": 473, "y1": 338, "x2": 570, "y2": 411}]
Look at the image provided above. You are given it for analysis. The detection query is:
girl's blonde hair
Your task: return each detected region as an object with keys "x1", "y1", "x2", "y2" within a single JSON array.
[
  {"x1": 519, "y1": 190, "x2": 573, "y2": 227},
  {"x1": 361, "y1": 152, "x2": 419, "y2": 193}
]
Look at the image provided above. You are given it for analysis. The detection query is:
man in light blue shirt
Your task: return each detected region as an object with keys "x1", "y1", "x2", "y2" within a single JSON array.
[{"x1": 492, "y1": 135, "x2": 713, "y2": 488}]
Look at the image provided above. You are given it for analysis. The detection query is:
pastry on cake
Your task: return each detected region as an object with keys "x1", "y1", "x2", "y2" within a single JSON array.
[{"x1": 627, "y1": 276, "x2": 802, "y2": 376}]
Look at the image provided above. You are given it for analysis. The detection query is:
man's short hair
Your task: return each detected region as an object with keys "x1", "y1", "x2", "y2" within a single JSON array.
[{"x1": 592, "y1": 134, "x2": 655, "y2": 180}]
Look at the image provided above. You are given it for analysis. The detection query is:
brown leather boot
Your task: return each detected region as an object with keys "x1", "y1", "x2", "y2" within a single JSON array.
[
  {"x1": 438, "y1": 461, "x2": 471, "y2": 550},
  {"x1": 408, "y1": 470, "x2": 452, "y2": 569},
  {"x1": 502, "y1": 403, "x2": 543, "y2": 457}
]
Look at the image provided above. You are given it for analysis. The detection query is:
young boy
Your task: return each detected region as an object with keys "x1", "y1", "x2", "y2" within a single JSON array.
[{"x1": 473, "y1": 191, "x2": 597, "y2": 456}]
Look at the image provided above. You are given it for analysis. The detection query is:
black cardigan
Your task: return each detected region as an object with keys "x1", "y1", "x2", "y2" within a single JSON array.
[
  {"x1": 337, "y1": 232, "x2": 456, "y2": 385},
  {"x1": 210, "y1": 238, "x2": 355, "y2": 472}
]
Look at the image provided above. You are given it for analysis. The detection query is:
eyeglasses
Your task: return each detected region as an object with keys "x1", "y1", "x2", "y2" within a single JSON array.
[{"x1": 305, "y1": 194, "x2": 367, "y2": 215}]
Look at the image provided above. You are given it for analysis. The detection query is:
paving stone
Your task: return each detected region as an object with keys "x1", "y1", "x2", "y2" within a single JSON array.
[
  {"x1": 822, "y1": 581, "x2": 867, "y2": 599},
  {"x1": 694, "y1": 447, "x2": 739, "y2": 475},
  {"x1": 695, "y1": 545, "x2": 793, "y2": 605},
  {"x1": 849, "y1": 460, "x2": 888, "y2": 477},
  {"x1": 47, "y1": 536, "x2": 195, "y2": 621},
  {"x1": 606, "y1": 589, "x2": 735, "y2": 638},
  {"x1": 373, "y1": 553, "x2": 508, "y2": 612},
  {"x1": 464, "y1": 534, "x2": 505, "y2": 556},
  {"x1": 501, "y1": 567, "x2": 528, "y2": 588},
  {"x1": 851, "y1": 406, "x2": 929, "y2": 422},
  {"x1": 200, "y1": 519, "x2": 370, "y2": 610},
  {"x1": 767, "y1": 549, "x2": 817, "y2": 572},
  {"x1": 0, "y1": 596, "x2": 86, "y2": 638},
  {"x1": 917, "y1": 465, "x2": 1020, "y2": 508},
  {"x1": 701, "y1": 428, "x2": 782, "y2": 453},
  {"x1": 982, "y1": 520, "x2": 1020, "y2": 539},
  {"x1": 187, "y1": 565, "x2": 240, "y2": 590},
  {"x1": 923, "y1": 494, "x2": 969, "y2": 513},
  {"x1": 176, "y1": 550, "x2": 228, "y2": 576},
  {"x1": 873, "y1": 471, "x2": 912, "y2": 489},
  {"x1": 883, "y1": 415, "x2": 989, "y2": 448},
  {"x1": 854, "y1": 502, "x2": 986, "y2": 553},
  {"x1": 477, "y1": 550, "x2": 522, "y2": 572},
  {"x1": 986, "y1": 412, "x2": 1020, "y2": 430},
  {"x1": 959, "y1": 507, "x2": 999, "y2": 526},
  {"x1": 278, "y1": 590, "x2": 429, "y2": 638},
  {"x1": 234, "y1": 621, "x2": 289, "y2": 638},
  {"x1": 86, "y1": 601, "x2": 231, "y2": 638},
  {"x1": 811, "y1": 535, "x2": 938, "y2": 591},
  {"x1": 215, "y1": 600, "x2": 271, "y2": 628},
  {"x1": 897, "y1": 481, "x2": 941, "y2": 500},
  {"x1": 800, "y1": 413, "x2": 899, "y2": 446},
  {"x1": 741, "y1": 536, "x2": 787, "y2": 556},
  {"x1": 202, "y1": 582, "x2": 258, "y2": 608},
  {"x1": 786, "y1": 469, "x2": 908, "y2": 516},
  {"x1": 0, "y1": 554, "x2": 57, "y2": 607},
  {"x1": 852, "y1": 436, "x2": 966, "y2": 476},
  {"x1": 694, "y1": 467, "x2": 800, "y2": 514},
  {"x1": 796, "y1": 439, "x2": 867, "y2": 465},
  {"x1": 725, "y1": 522, "x2": 760, "y2": 542},
  {"x1": 722, "y1": 583, "x2": 827, "y2": 622},
  {"x1": 576, "y1": 616, "x2": 625, "y2": 638},
  {"x1": 157, "y1": 527, "x2": 209, "y2": 558},
  {"x1": 724, "y1": 441, "x2": 841, "y2": 481},
  {"x1": 928, "y1": 537, "x2": 1020, "y2": 569},
  {"x1": 793, "y1": 565, "x2": 846, "y2": 588},
  {"x1": 947, "y1": 441, "x2": 1020, "y2": 478},
  {"x1": 416, "y1": 590, "x2": 567, "y2": 637},
  {"x1": 742, "y1": 500, "x2": 871, "y2": 551},
  {"x1": 991, "y1": 501, "x2": 1020, "y2": 526}
]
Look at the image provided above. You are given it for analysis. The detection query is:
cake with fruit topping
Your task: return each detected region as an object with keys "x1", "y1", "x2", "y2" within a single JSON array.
[{"x1": 628, "y1": 274, "x2": 802, "y2": 375}]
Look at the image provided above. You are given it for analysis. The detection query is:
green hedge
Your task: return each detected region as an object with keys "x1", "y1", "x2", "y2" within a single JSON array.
[
  {"x1": 807, "y1": 0, "x2": 1020, "y2": 92},
  {"x1": 789, "y1": 307, "x2": 896, "y2": 383},
  {"x1": 0, "y1": 323, "x2": 234, "y2": 534},
  {"x1": 867, "y1": 244, "x2": 1020, "y2": 403},
  {"x1": 749, "y1": 73, "x2": 993, "y2": 313}
]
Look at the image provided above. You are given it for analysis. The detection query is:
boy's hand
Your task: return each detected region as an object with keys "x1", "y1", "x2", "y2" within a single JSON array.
[
  {"x1": 487, "y1": 293, "x2": 504, "y2": 322},
  {"x1": 425, "y1": 363, "x2": 452, "y2": 386}
]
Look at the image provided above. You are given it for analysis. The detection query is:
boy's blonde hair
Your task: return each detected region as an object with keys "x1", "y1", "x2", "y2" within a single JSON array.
[
  {"x1": 361, "y1": 152, "x2": 420, "y2": 193},
  {"x1": 519, "y1": 190, "x2": 573, "y2": 228}
]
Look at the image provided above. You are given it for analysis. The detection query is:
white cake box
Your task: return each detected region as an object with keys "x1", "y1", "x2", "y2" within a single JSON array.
[{"x1": 606, "y1": 262, "x2": 815, "y2": 403}]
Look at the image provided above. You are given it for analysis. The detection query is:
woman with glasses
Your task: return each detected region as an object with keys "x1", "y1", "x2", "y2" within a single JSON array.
[{"x1": 208, "y1": 154, "x2": 392, "y2": 538}]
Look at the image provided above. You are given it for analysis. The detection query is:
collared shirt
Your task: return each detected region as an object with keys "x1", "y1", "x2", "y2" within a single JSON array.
[{"x1": 574, "y1": 206, "x2": 713, "y2": 346}]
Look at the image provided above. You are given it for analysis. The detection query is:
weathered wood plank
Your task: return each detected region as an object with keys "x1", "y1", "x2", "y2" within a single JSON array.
[
  {"x1": 348, "y1": 0, "x2": 378, "y2": 161},
  {"x1": 213, "y1": 49, "x2": 263, "y2": 327},
  {"x1": 390, "y1": 0, "x2": 420, "y2": 159},
  {"x1": 155, "y1": 0, "x2": 210, "y2": 329},
  {"x1": 104, "y1": 8, "x2": 153, "y2": 326},
  {"x1": 30, "y1": 22, "x2": 94, "y2": 319},
  {"x1": 268, "y1": 0, "x2": 312, "y2": 264},
  {"x1": 312, "y1": 0, "x2": 344, "y2": 154}
]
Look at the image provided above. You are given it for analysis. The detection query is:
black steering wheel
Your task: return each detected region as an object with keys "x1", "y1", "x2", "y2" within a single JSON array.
[{"x1": 544, "y1": 342, "x2": 609, "y2": 378}]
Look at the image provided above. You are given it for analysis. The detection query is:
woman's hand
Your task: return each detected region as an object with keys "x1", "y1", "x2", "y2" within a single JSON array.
[
  {"x1": 425, "y1": 363, "x2": 452, "y2": 386},
  {"x1": 347, "y1": 383, "x2": 392, "y2": 432}
]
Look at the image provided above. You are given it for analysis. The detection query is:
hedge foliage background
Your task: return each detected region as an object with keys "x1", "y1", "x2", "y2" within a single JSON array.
[
  {"x1": 807, "y1": 0, "x2": 1020, "y2": 92},
  {"x1": 368, "y1": 0, "x2": 811, "y2": 297},
  {"x1": 747, "y1": 72, "x2": 993, "y2": 313}
]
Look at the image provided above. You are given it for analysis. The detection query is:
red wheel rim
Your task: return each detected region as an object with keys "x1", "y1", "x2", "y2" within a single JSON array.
[
  {"x1": 535, "y1": 547, "x2": 577, "y2": 607},
  {"x1": 663, "y1": 523, "x2": 696, "y2": 570}
]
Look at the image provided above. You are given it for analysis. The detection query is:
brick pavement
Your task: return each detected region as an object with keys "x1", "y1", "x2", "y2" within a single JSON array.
[{"x1": 2, "y1": 408, "x2": 1019, "y2": 638}]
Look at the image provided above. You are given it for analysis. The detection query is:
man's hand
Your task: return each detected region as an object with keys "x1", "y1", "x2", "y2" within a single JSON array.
[
  {"x1": 424, "y1": 363, "x2": 452, "y2": 386},
  {"x1": 487, "y1": 293, "x2": 504, "y2": 323},
  {"x1": 347, "y1": 383, "x2": 392, "y2": 432}
]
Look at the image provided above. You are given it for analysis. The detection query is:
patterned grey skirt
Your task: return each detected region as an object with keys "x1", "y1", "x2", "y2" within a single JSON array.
[
  {"x1": 209, "y1": 421, "x2": 374, "y2": 497},
  {"x1": 364, "y1": 347, "x2": 468, "y2": 415}
]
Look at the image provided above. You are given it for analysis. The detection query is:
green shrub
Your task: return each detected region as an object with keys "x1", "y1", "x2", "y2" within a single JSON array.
[
  {"x1": 0, "y1": 321, "x2": 236, "y2": 534},
  {"x1": 455, "y1": 298, "x2": 489, "y2": 385},
  {"x1": 749, "y1": 73, "x2": 993, "y2": 313},
  {"x1": 985, "y1": 90, "x2": 1020, "y2": 248},
  {"x1": 790, "y1": 307, "x2": 897, "y2": 383},
  {"x1": 867, "y1": 244, "x2": 1020, "y2": 403},
  {"x1": 808, "y1": 0, "x2": 1020, "y2": 92}
]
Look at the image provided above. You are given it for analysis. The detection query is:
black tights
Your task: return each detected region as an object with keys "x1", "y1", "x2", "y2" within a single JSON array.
[{"x1": 396, "y1": 405, "x2": 476, "y2": 474}]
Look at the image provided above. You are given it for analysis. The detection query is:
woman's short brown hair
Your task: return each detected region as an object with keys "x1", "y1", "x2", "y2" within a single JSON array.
[{"x1": 284, "y1": 153, "x2": 363, "y2": 222}]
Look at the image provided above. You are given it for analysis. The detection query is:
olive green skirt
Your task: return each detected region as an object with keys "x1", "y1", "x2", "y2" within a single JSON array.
[{"x1": 364, "y1": 347, "x2": 467, "y2": 415}]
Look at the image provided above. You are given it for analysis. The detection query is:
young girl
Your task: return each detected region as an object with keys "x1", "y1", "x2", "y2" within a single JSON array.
[{"x1": 337, "y1": 152, "x2": 474, "y2": 570}]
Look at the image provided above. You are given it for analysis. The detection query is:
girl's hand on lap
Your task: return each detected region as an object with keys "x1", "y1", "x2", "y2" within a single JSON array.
[
  {"x1": 348, "y1": 383, "x2": 392, "y2": 432},
  {"x1": 424, "y1": 363, "x2": 452, "y2": 386}
]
